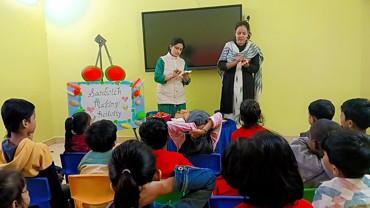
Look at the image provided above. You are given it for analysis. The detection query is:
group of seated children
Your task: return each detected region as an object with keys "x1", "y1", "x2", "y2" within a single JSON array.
[
  {"x1": 0, "y1": 98, "x2": 68, "y2": 208},
  {"x1": 0, "y1": 97, "x2": 369, "y2": 208}
]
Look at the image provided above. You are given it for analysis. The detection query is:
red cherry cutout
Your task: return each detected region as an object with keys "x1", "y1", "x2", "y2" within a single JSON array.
[
  {"x1": 82, "y1": 66, "x2": 103, "y2": 81},
  {"x1": 105, "y1": 65, "x2": 125, "y2": 81}
]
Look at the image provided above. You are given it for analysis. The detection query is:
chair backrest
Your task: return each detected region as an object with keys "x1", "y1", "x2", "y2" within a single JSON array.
[
  {"x1": 186, "y1": 153, "x2": 221, "y2": 175},
  {"x1": 68, "y1": 174, "x2": 114, "y2": 208},
  {"x1": 303, "y1": 188, "x2": 316, "y2": 202},
  {"x1": 26, "y1": 177, "x2": 52, "y2": 208},
  {"x1": 60, "y1": 152, "x2": 87, "y2": 183},
  {"x1": 209, "y1": 196, "x2": 244, "y2": 208}
]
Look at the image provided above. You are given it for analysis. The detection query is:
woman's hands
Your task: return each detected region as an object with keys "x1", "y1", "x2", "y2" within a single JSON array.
[
  {"x1": 173, "y1": 69, "x2": 182, "y2": 78},
  {"x1": 227, "y1": 56, "x2": 250, "y2": 69},
  {"x1": 241, "y1": 58, "x2": 250, "y2": 67}
]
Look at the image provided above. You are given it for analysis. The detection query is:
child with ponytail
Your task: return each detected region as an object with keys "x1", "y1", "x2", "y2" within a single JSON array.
[
  {"x1": 107, "y1": 140, "x2": 215, "y2": 208},
  {"x1": 64, "y1": 112, "x2": 91, "y2": 153},
  {"x1": 231, "y1": 99, "x2": 267, "y2": 141}
]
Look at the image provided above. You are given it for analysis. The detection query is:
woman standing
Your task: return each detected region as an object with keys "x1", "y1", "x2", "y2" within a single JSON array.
[
  {"x1": 154, "y1": 37, "x2": 191, "y2": 117},
  {"x1": 218, "y1": 20, "x2": 263, "y2": 121}
]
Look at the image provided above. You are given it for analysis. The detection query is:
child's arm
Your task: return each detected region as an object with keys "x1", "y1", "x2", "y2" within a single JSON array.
[
  {"x1": 190, "y1": 112, "x2": 223, "y2": 150},
  {"x1": 167, "y1": 121, "x2": 197, "y2": 150},
  {"x1": 139, "y1": 177, "x2": 175, "y2": 207},
  {"x1": 139, "y1": 166, "x2": 215, "y2": 207}
]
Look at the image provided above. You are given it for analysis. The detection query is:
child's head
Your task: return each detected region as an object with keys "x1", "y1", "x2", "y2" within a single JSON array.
[
  {"x1": 340, "y1": 98, "x2": 370, "y2": 132},
  {"x1": 85, "y1": 120, "x2": 117, "y2": 152},
  {"x1": 186, "y1": 110, "x2": 210, "y2": 127},
  {"x1": 308, "y1": 99, "x2": 335, "y2": 125},
  {"x1": 307, "y1": 119, "x2": 342, "y2": 157},
  {"x1": 238, "y1": 99, "x2": 263, "y2": 129},
  {"x1": 1, "y1": 98, "x2": 36, "y2": 138},
  {"x1": 139, "y1": 118, "x2": 168, "y2": 150},
  {"x1": 108, "y1": 140, "x2": 157, "y2": 208},
  {"x1": 65, "y1": 112, "x2": 91, "y2": 135},
  {"x1": 222, "y1": 131, "x2": 303, "y2": 207},
  {"x1": 322, "y1": 130, "x2": 370, "y2": 178},
  {"x1": 64, "y1": 112, "x2": 91, "y2": 152},
  {"x1": 0, "y1": 169, "x2": 30, "y2": 208}
]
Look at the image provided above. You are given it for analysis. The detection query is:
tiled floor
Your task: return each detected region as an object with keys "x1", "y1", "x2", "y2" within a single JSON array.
[{"x1": 49, "y1": 143, "x2": 64, "y2": 167}]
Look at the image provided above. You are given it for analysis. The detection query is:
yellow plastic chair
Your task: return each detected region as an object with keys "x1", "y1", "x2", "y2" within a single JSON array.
[{"x1": 68, "y1": 174, "x2": 114, "y2": 208}]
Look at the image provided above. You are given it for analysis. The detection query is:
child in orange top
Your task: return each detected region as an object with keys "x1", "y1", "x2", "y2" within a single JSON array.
[
  {"x1": 139, "y1": 118, "x2": 192, "y2": 179},
  {"x1": 231, "y1": 99, "x2": 267, "y2": 141}
]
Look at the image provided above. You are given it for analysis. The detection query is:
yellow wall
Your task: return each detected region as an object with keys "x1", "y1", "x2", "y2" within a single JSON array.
[
  {"x1": 1, "y1": 0, "x2": 368, "y2": 141},
  {"x1": 0, "y1": 1, "x2": 53, "y2": 142},
  {"x1": 362, "y1": 0, "x2": 370, "y2": 98}
]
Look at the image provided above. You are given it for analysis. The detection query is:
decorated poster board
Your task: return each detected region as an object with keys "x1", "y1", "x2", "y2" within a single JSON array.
[{"x1": 67, "y1": 81, "x2": 145, "y2": 130}]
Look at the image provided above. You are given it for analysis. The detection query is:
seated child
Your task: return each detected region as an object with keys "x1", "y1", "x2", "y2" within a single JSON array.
[
  {"x1": 340, "y1": 98, "x2": 370, "y2": 133},
  {"x1": 78, "y1": 119, "x2": 116, "y2": 174},
  {"x1": 0, "y1": 98, "x2": 68, "y2": 208},
  {"x1": 300, "y1": 99, "x2": 335, "y2": 137},
  {"x1": 64, "y1": 112, "x2": 91, "y2": 153},
  {"x1": 290, "y1": 119, "x2": 342, "y2": 187},
  {"x1": 231, "y1": 99, "x2": 267, "y2": 141},
  {"x1": 107, "y1": 140, "x2": 215, "y2": 208},
  {"x1": 167, "y1": 110, "x2": 223, "y2": 156},
  {"x1": 139, "y1": 118, "x2": 192, "y2": 179},
  {"x1": 313, "y1": 130, "x2": 370, "y2": 207},
  {"x1": 222, "y1": 131, "x2": 312, "y2": 208},
  {"x1": 0, "y1": 169, "x2": 30, "y2": 208}
]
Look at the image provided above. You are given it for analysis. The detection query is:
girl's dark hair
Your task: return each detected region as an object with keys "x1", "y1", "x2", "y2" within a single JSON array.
[
  {"x1": 168, "y1": 37, "x2": 185, "y2": 51},
  {"x1": 64, "y1": 112, "x2": 91, "y2": 152},
  {"x1": 1, "y1": 98, "x2": 35, "y2": 138},
  {"x1": 0, "y1": 169, "x2": 26, "y2": 208},
  {"x1": 108, "y1": 140, "x2": 156, "y2": 208},
  {"x1": 239, "y1": 99, "x2": 263, "y2": 129},
  {"x1": 222, "y1": 131, "x2": 303, "y2": 208},
  {"x1": 235, "y1": 20, "x2": 252, "y2": 39},
  {"x1": 322, "y1": 130, "x2": 370, "y2": 178}
]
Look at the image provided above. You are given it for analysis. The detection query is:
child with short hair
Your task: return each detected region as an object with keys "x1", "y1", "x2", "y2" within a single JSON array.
[
  {"x1": 0, "y1": 98, "x2": 68, "y2": 208},
  {"x1": 107, "y1": 140, "x2": 215, "y2": 208},
  {"x1": 64, "y1": 112, "x2": 91, "y2": 153},
  {"x1": 0, "y1": 169, "x2": 30, "y2": 208},
  {"x1": 78, "y1": 119, "x2": 116, "y2": 174},
  {"x1": 222, "y1": 131, "x2": 312, "y2": 207},
  {"x1": 139, "y1": 118, "x2": 192, "y2": 179},
  {"x1": 231, "y1": 99, "x2": 267, "y2": 141},
  {"x1": 313, "y1": 130, "x2": 370, "y2": 207},
  {"x1": 300, "y1": 99, "x2": 335, "y2": 137},
  {"x1": 167, "y1": 110, "x2": 223, "y2": 156},
  {"x1": 340, "y1": 98, "x2": 370, "y2": 133},
  {"x1": 290, "y1": 119, "x2": 342, "y2": 187}
]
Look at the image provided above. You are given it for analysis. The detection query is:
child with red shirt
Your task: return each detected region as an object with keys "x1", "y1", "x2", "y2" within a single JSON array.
[
  {"x1": 231, "y1": 99, "x2": 267, "y2": 141},
  {"x1": 139, "y1": 118, "x2": 192, "y2": 179},
  {"x1": 223, "y1": 132, "x2": 312, "y2": 208},
  {"x1": 215, "y1": 99, "x2": 267, "y2": 196}
]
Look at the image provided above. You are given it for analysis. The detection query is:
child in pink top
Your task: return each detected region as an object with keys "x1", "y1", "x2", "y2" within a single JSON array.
[{"x1": 167, "y1": 111, "x2": 223, "y2": 156}]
